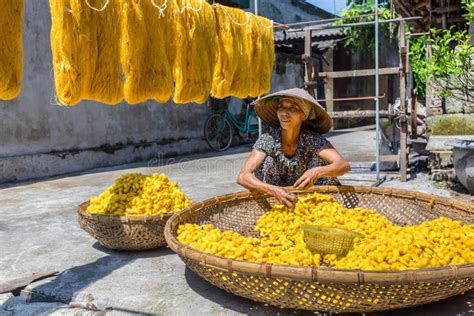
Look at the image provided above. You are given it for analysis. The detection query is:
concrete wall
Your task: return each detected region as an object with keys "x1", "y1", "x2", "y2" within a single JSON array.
[
  {"x1": 0, "y1": 0, "x2": 311, "y2": 184},
  {"x1": 0, "y1": 0, "x2": 216, "y2": 183}
]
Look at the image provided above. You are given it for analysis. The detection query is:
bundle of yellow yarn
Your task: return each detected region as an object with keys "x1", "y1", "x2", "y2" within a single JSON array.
[
  {"x1": 0, "y1": 0, "x2": 24, "y2": 100},
  {"x1": 172, "y1": 0, "x2": 217, "y2": 104},
  {"x1": 211, "y1": 5, "x2": 274, "y2": 99},
  {"x1": 49, "y1": 0, "x2": 123, "y2": 106},
  {"x1": 177, "y1": 192, "x2": 474, "y2": 270},
  {"x1": 87, "y1": 173, "x2": 192, "y2": 216},
  {"x1": 120, "y1": 0, "x2": 174, "y2": 104},
  {"x1": 49, "y1": 1, "x2": 275, "y2": 106}
]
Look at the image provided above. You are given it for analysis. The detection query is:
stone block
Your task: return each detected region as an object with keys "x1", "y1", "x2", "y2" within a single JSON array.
[
  {"x1": 445, "y1": 92, "x2": 474, "y2": 114},
  {"x1": 428, "y1": 151, "x2": 453, "y2": 169},
  {"x1": 430, "y1": 168, "x2": 457, "y2": 182}
]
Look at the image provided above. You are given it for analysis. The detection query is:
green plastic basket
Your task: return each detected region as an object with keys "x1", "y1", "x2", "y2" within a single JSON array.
[{"x1": 301, "y1": 224, "x2": 365, "y2": 256}]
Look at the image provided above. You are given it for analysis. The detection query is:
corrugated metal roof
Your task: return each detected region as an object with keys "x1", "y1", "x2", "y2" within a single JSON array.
[
  {"x1": 274, "y1": 28, "x2": 344, "y2": 42},
  {"x1": 274, "y1": 28, "x2": 346, "y2": 54}
]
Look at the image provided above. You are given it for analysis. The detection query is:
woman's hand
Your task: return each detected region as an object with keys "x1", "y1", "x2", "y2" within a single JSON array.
[
  {"x1": 294, "y1": 168, "x2": 320, "y2": 190},
  {"x1": 268, "y1": 186, "x2": 297, "y2": 208},
  {"x1": 237, "y1": 150, "x2": 297, "y2": 208},
  {"x1": 293, "y1": 144, "x2": 351, "y2": 190}
]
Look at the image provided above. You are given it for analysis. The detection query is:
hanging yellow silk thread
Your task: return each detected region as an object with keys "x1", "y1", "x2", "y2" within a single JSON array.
[
  {"x1": 85, "y1": 0, "x2": 123, "y2": 104},
  {"x1": 256, "y1": 15, "x2": 275, "y2": 96},
  {"x1": 211, "y1": 4, "x2": 244, "y2": 99},
  {"x1": 172, "y1": 0, "x2": 217, "y2": 104},
  {"x1": 211, "y1": 5, "x2": 274, "y2": 99},
  {"x1": 49, "y1": 0, "x2": 122, "y2": 106},
  {"x1": 0, "y1": 0, "x2": 24, "y2": 100},
  {"x1": 50, "y1": 0, "x2": 92, "y2": 106},
  {"x1": 224, "y1": 7, "x2": 251, "y2": 99},
  {"x1": 48, "y1": 1, "x2": 273, "y2": 106},
  {"x1": 120, "y1": 0, "x2": 173, "y2": 104}
]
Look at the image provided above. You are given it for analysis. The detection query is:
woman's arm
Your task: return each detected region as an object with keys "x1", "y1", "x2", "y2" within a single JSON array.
[
  {"x1": 294, "y1": 142, "x2": 351, "y2": 189},
  {"x1": 237, "y1": 149, "x2": 296, "y2": 207}
]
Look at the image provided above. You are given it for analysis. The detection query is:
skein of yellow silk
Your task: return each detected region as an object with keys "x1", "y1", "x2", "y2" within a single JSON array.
[
  {"x1": 85, "y1": 0, "x2": 123, "y2": 104},
  {"x1": 224, "y1": 7, "x2": 251, "y2": 99},
  {"x1": 49, "y1": 0, "x2": 92, "y2": 106},
  {"x1": 211, "y1": 5, "x2": 274, "y2": 99},
  {"x1": 48, "y1": 1, "x2": 274, "y2": 106},
  {"x1": 49, "y1": 0, "x2": 122, "y2": 106},
  {"x1": 0, "y1": 0, "x2": 24, "y2": 100},
  {"x1": 257, "y1": 16, "x2": 275, "y2": 96},
  {"x1": 120, "y1": 0, "x2": 173, "y2": 104},
  {"x1": 211, "y1": 5, "x2": 243, "y2": 99},
  {"x1": 172, "y1": 0, "x2": 217, "y2": 104}
]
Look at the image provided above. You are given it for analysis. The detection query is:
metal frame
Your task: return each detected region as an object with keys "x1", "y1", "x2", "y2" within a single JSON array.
[
  {"x1": 375, "y1": 0, "x2": 380, "y2": 179},
  {"x1": 288, "y1": 16, "x2": 422, "y2": 33},
  {"x1": 298, "y1": 15, "x2": 420, "y2": 182}
]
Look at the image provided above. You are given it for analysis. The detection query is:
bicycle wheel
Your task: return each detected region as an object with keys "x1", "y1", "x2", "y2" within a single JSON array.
[
  {"x1": 204, "y1": 113, "x2": 233, "y2": 152},
  {"x1": 238, "y1": 128, "x2": 259, "y2": 143}
]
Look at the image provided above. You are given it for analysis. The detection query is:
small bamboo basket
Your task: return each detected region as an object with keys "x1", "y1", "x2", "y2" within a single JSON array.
[
  {"x1": 301, "y1": 224, "x2": 364, "y2": 256},
  {"x1": 165, "y1": 186, "x2": 474, "y2": 313},
  {"x1": 77, "y1": 202, "x2": 172, "y2": 251}
]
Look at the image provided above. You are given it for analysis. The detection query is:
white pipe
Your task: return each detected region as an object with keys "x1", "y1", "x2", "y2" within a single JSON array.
[
  {"x1": 375, "y1": 0, "x2": 380, "y2": 180},
  {"x1": 255, "y1": 0, "x2": 262, "y2": 137}
]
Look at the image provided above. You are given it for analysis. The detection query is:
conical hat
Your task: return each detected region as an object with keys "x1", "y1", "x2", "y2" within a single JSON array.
[{"x1": 254, "y1": 88, "x2": 332, "y2": 134}]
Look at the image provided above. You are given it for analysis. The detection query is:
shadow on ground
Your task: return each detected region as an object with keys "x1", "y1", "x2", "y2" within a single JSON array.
[
  {"x1": 372, "y1": 290, "x2": 474, "y2": 316},
  {"x1": 1, "y1": 245, "x2": 174, "y2": 315},
  {"x1": 185, "y1": 266, "x2": 474, "y2": 316},
  {"x1": 184, "y1": 267, "x2": 326, "y2": 316}
]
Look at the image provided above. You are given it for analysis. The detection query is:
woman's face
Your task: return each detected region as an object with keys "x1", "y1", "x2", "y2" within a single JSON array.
[{"x1": 276, "y1": 99, "x2": 306, "y2": 130}]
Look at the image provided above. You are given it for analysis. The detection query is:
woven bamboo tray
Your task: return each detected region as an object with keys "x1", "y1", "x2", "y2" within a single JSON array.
[
  {"x1": 77, "y1": 202, "x2": 172, "y2": 251},
  {"x1": 164, "y1": 186, "x2": 474, "y2": 313}
]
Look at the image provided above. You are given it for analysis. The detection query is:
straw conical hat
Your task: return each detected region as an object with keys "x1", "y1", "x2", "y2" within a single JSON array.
[{"x1": 254, "y1": 88, "x2": 332, "y2": 134}]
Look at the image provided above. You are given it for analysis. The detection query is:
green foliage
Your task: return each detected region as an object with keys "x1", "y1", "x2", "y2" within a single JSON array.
[
  {"x1": 461, "y1": 0, "x2": 474, "y2": 24},
  {"x1": 336, "y1": 1, "x2": 398, "y2": 53},
  {"x1": 409, "y1": 0, "x2": 473, "y2": 100},
  {"x1": 408, "y1": 37, "x2": 427, "y2": 98},
  {"x1": 426, "y1": 28, "x2": 474, "y2": 102}
]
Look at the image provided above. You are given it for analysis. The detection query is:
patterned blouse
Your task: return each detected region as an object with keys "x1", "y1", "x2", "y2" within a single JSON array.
[{"x1": 253, "y1": 128, "x2": 339, "y2": 186}]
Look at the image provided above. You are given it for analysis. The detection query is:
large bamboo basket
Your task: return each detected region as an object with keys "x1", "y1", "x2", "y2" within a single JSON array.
[
  {"x1": 77, "y1": 202, "x2": 172, "y2": 251},
  {"x1": 165, "y1": 186, "x2": 474, "y2": 313}
]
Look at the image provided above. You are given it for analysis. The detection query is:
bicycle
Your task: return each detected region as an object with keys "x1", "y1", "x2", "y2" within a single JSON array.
[{"x1": 204, "y1": 97, "x2": 259, "y2": 152}]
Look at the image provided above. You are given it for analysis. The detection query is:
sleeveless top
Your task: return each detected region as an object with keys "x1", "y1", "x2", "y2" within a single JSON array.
[{"x1": 253, "y1": 128, "x2": 339, "y2": 186}]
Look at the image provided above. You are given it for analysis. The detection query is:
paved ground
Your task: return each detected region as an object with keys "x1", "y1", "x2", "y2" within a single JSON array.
[{"x1": 1, "y1": 127, "x2": 473, "y2": 315}]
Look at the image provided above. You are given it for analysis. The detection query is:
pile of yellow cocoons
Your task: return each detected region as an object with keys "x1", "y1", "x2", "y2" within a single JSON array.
[
  {"x1": 177, "y1": 192, "x2": 474, "y2": 270},
  {"x1": 87, "y1": 173, "x2": 192, "y2": 216},
  {"x1": 49, "y1": 0, "x2": 274, "y2": 106}
]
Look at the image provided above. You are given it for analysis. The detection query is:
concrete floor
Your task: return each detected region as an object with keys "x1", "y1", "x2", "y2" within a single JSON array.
[{"x1": 1, "y1": 128, "x2": 473, "y2": 315}]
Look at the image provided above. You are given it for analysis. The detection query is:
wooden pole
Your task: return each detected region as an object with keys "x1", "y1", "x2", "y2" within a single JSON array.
[
  {"x1": 425, "y1": 39, "x2": 433, "y2": 115},
  {"x1": 323, "y1": 48, "x2": 334, "y2": 113},
  {"x1": 411, "y1": 88, "x2": 418, "y2": 139},
  {"x1": 303, "y1": 28, "x2": 316, "y2": 98},
  {"x1": 407, "y1": 34, "x2": 418, "y2": 140}
]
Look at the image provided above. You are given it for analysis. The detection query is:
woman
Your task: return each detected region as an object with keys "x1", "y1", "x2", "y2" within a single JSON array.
[{"x1": 237, "y1": 88, "x2": 351, "y2": 207}]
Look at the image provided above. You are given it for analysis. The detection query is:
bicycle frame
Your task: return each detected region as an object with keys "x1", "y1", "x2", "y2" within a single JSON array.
[{"x1": 223, "y1": 104, "x2": 259, "y2": 134}]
